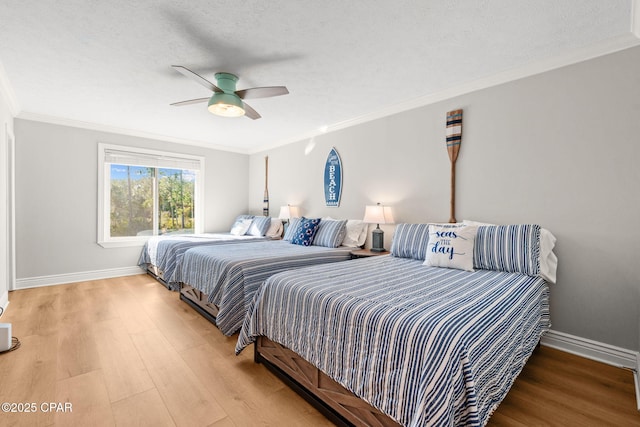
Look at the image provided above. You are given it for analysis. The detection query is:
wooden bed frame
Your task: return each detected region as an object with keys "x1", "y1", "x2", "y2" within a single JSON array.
[
  {"x1": 144, "y1": 265, "x2": 173, "y2": 290},
  {"x1": 255, "y1": 336, "x2": 401, "y2": 427},
  {"x1": 178, "y1": 283, "x2": 401, "y2": 426},
  {"x1": 179, "y1": 284, "x2": 219, "y2": 324}
]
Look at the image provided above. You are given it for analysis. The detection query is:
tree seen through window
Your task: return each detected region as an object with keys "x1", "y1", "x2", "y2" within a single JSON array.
[{"x1": 109, "y1": 165, "x2": 195, "y2": 237}]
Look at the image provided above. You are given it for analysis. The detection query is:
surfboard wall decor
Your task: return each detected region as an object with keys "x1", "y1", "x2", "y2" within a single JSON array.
[{"x1": 324, "y1": 147, "x2": 342, "y2": 207}]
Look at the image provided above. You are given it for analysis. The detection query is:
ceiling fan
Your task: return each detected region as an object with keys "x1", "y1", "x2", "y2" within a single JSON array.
[{"x1": 170, "y1": 65, "x2": 289, "y2": 120}]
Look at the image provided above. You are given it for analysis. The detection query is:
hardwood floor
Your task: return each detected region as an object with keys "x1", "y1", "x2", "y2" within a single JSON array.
[{"x1": 0, "y1": 274, "x2": 637, "y2": 426}]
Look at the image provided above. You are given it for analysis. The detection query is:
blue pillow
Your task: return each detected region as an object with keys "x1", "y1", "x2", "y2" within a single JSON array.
[
  {"x1": 283, "y1": 217, "x2": 302, "y2": 241},
  {"x1": 290, "y1": 217, "x2": 321, "y2": 246},
  {"x1": 390, "y1": 223, "x2": 431, "y2": 260},
  {"x1": 474, "y1": 224, "x2": 541, "y2": 276},
  {"x1": 312, "y1": 219, "x2": 347, "y2": 248},
  {"x1": 246, "y1": 216, "x2": 271, "y2": 236}
]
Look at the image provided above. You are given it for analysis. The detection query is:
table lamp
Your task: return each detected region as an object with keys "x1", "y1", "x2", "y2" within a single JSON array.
[
  {"x1": 363, "y1": 203, "x2": 394, "y2": 252},
  {"x1": 278, "y1": 205, "x2": 300, "y2": 233}
]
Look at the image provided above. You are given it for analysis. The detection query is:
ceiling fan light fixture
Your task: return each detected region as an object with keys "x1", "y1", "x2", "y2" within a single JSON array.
[
  {"x1": 172, "y1": 68, "x2": 286, "y2": 120},
  {"x1": 208, "y1": 93, "x2": 245, "y2": 117}
]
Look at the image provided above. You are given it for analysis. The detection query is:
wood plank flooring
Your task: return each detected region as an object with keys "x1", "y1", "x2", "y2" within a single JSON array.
[{"x1": 0, "y1": 274, "x2": 637, "y2": 426}]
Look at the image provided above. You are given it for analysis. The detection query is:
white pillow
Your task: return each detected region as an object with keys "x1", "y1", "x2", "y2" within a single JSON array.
[
  {"x1": 341, "y1": 219, "x2": 367, "y2": 247},
  {"x1": 539, "y1": 229, "x2": 557, "y2": 283},
  {"x1": 230, "y1": 218, "x2": 253, "y2": 236},
  {"x1": 463, "y1": 219, "x2": 558, "y2": 283},
  {"x1": 423, "y1": 225, "x2": 477, "y2": 271},
  {"x1": 357, "y1": 222, "x2": 369, "y2": 246},
  {"x1": 265, "y1": 218, "x2": 283, "y2": 238}
]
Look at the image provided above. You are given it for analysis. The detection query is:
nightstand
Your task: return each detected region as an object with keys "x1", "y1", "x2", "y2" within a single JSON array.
[{"x1": 350, "y1": 248, "x2": 390, "y2": 259}]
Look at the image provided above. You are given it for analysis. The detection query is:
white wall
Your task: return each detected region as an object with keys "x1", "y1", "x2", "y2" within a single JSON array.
[
  {"x1": 249, "y1": 46, "x2": 640, "y2": 352},
  {"x1": 0, "y1": 79, "x2": 14, "y2": 311},
  {"x1": 14, "y1": 119, "x2": 249, "y2": 281}
]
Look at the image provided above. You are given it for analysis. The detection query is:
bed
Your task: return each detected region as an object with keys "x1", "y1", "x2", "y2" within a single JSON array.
[
  {"x1": 177, "y1": 217, "x2": 367, "y2": 336},
  {"x1": 178, "y1": 239, "x2": 354, "y2": 335},
  {"x1": 137, "y1": 215, "x2": 280, "y2": 290},
  {"x1": 236, "y1": 223, "x2": 555, "y2": 427}
]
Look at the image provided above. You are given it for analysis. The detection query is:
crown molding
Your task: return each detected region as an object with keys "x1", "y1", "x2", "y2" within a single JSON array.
[
  {"x1": 0, "y1": 61, "x2": 20, "y2": 116},
  {"x1": 15, "y1": 111, "x2": 250, "y2": 154},
  {"x1": 250, "y1": 32, "x2": 640, "y2": 155},
  {"x1": 6, "y1": 31, "x2": 640, "y2": 156}
]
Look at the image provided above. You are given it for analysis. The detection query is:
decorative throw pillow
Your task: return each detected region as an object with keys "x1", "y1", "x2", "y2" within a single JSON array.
[
  {"x1": 390, "y1": 223, "x2": 432, "y2": 260},
  {"x1": 246, "y1": 216, "x2": 271, "y2": 236},
  {"x1": 230, "y1": 218, "x2": 253, "y2": 236},
  {"x1": 312, "y1": 219, "x2": 347, "y2": 248},
  {"x1": 283, "y1": 217, "x2": 302, "y2": 241},
  {"x1": 474, "y1": 224, "x2": 541, "y2": 276},
  {"x1": 290, "y1": 217, "x2": 321, "y2": 246},
  {"x1": 423, "y1": 225, "x2": 477, "y2": 271}
]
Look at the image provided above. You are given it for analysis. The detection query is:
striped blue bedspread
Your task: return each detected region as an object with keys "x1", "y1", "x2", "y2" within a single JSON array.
[
  {"x1": 137, "y1": 233, "x2": 266, "y2": 290},
  {"x1": 178, "y1": 241, "x2": 353, "y2": 335},
  {"x1": 236, "y1": 255, "x2": 550, "y2": 427}
]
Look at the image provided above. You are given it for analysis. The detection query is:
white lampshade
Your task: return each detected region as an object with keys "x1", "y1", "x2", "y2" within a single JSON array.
[
  {"x1": 278, "y1": 205, "x2": 300, "y2": 220},
  {"x1": 363, "y1": 204, "x2": 394, "y2": 225}
]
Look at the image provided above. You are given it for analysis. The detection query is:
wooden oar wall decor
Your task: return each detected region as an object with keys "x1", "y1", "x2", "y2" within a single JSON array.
[
  {"x1": 263, "y1": 156, "x2": 269, "y2": 216},
  {"x1": 446, "y1": 109, "x2": 463, "y2": 223}
]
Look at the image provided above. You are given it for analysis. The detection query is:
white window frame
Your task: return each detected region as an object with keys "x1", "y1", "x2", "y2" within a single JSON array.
[{"x1": 97, "y1": 143, "x2": 205, "y2": 248}]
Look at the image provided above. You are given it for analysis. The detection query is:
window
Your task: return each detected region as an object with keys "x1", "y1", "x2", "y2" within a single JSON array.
[{"x1": 98, "y1": 143, "x2": 204, "y2": 248}]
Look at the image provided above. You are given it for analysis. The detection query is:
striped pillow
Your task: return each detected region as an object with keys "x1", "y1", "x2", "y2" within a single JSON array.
[
  {"x1": 246, "y1": 216, "x2": 271, "y2": 236},
  {"x1": 312, "y1": 219, "x2": 347, "y2": 248},
  {"x1": 474, "y1": 224, "x2": 541, "y2": 276},
  {"x1": 390, "y1": 223, "x2": 431, "y2": 260},
  {"x1": 283, "y1": 217, "x2": 302, "y2": 241}
]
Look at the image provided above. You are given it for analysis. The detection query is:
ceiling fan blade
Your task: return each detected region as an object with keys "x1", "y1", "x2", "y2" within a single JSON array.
[
  {"x1": 236, "y1": 86, "x2": 289, "y2": 100},
  {"x1": 172, "y1": 65, "x2": 222, "y2": 93},
  {"x1": 170, "y1": 97, "x2": 210, "y2": 106},
  {"x1": 242, "y1": 102, "x2": 261, "y2": 120}
]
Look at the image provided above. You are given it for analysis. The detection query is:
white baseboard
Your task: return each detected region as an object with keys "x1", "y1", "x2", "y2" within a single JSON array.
[
  {"x1": 15, "y1": 266, "x2": 145, "y2": 290},
  {"x1": 9, "y1": 273, "x2": 640, "y2": 410},
  {"x1": 541, "y1": 329, "x2": 640, "y2": 411},
  {"x1": 541, "y1": 329, "x2": 637, "y2": 369},
  {"x1": 636, "y1": 355, "x2": 640, "y2": 411}
]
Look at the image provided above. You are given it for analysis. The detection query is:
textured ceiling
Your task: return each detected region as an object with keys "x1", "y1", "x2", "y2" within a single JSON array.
[{"x1": 0, "y1": 1, "x2": 637, "y2": 153}]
